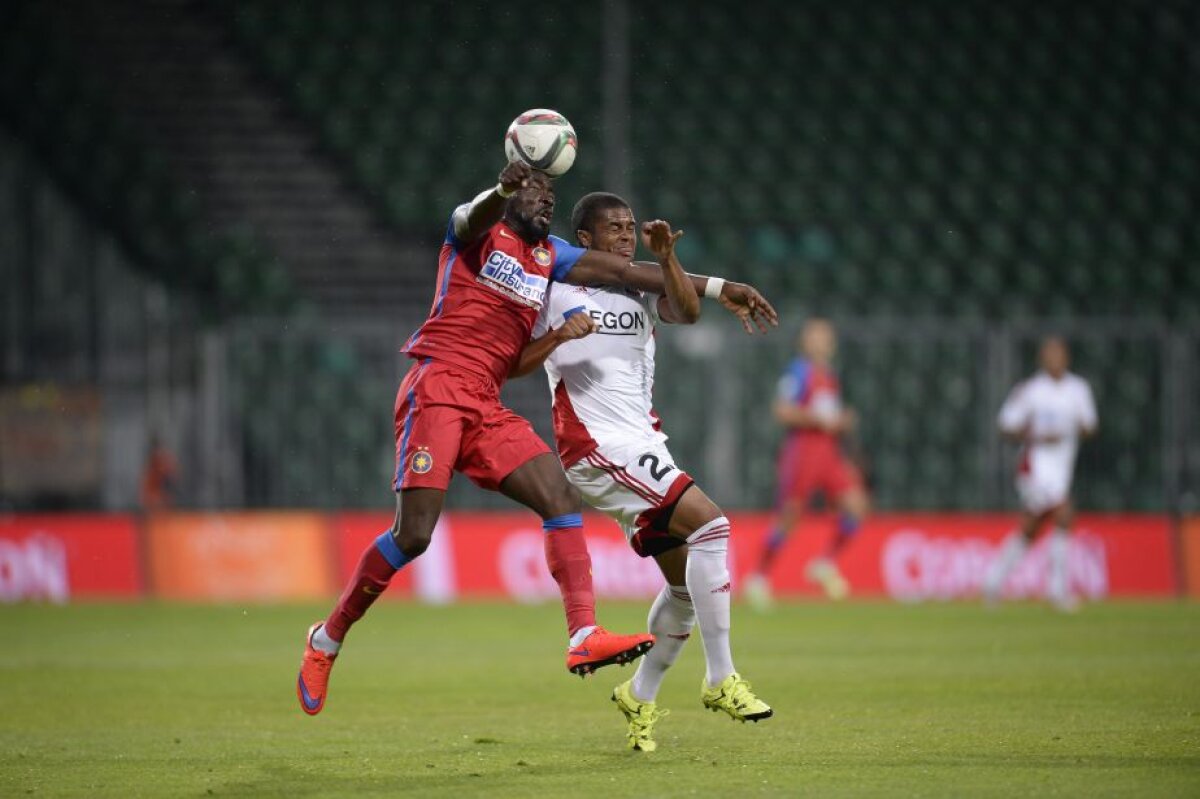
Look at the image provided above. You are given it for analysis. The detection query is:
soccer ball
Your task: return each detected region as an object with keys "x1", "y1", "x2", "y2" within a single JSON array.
[{"x1": 504, "y1": 109, "x2": 578, "y2": 177}]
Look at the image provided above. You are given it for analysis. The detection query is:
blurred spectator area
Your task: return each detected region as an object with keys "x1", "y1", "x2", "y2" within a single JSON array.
[{"x1": 1, "y1": 0, "x2": 1197, "y2": 511}]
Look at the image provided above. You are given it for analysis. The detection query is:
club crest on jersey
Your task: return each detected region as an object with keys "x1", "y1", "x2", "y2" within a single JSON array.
[
  {"x1": 410, "y1": 447, "x2": 433, "y2": 474},
  {"x1": 532, "y1": 246, "x2": 552, "y2": 267},
  {"x1": 479, "y1": 250, "x2": 549, "y2": 308}
]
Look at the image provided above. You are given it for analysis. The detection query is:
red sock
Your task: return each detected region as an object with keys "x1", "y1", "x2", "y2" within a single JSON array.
[
  {"x1": 544, "y1": 526, "x2": 597, "y2": 637},
  {"x1": 323, "y1": 542, "x2": 398, "y2": 643}
]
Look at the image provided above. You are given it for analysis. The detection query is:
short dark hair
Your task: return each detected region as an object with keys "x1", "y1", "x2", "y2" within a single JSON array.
[{"x1": 570, "y1": 192, "x2": 631, "y2": 241}]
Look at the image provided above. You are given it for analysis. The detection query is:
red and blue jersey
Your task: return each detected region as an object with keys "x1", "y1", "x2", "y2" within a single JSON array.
[
  {"x1": 777, "y1": 357, "x2": 843, "y2": 452},
  {"x1": 403, "y1": 214, "x2": 585, "y2": 385}
]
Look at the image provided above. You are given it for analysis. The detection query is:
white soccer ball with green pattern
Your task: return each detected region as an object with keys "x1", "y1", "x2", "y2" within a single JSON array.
[{"x1": 504, "y1": 109, "x2": 578, "y2": 177}]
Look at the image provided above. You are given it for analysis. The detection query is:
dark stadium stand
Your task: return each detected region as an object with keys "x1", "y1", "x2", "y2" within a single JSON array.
[
  {"x1": 214, "y1": 0, "x2": 1197, "y2": 511},
  {"x1": 221, "y1": 1, "x2": 1198, "y2": 320},
  {"x1": 220, "y1": 2, "x2": 607, "y2": 234},
  {"x1": 0, "y1": 1, "x2": 291, "y2": 318},
  {"x1": 3, "y1": 0, "x2": 1196, "y2": 511}
]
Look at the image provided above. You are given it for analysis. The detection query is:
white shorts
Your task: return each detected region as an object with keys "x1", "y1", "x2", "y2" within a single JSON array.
[
  {"x1": 565, "y1": 437, "x2": 694, "y2": 557},
  {"x1": 1016, "y1": 469, "x2": 1072, "y2": 515}
]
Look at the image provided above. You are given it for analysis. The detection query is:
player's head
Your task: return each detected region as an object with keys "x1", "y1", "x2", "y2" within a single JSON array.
[
  {"x1": 1039, "y1": 335, "x2": 1070, "y2": 378},
  {"x1": 503, "y1": 170, "x2": 556, "y2": 242},
  {"x1": 799, "y1": 318, "x2": 836, "y2": 363},
  {"x1": 571, "y1": 192, "x2": 635, "y2": 258}
]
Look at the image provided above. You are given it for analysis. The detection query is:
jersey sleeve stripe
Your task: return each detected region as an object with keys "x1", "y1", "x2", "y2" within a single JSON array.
[{"x1": 403, "y1": 251, "x2": 459, "y2": 353}]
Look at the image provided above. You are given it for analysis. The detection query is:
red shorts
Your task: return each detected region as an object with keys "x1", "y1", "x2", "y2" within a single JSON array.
[
  {"x1": 393, "y1": 359, "x2": 551, "y2": 492},
  {"x1": 776, "y1": 439, "x2": 862, "y2": 505}
]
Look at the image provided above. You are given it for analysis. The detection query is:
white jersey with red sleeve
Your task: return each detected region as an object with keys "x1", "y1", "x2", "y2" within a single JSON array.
[
  {"x1": 534, "y1": 282, "x2": 667, "y2": 466},
  {"x1": 534, "y1": 282, "x2": 694, "y2": 556},
  {"x1": 997, "y1": 370, "x2": 1098, "y2": 512}
]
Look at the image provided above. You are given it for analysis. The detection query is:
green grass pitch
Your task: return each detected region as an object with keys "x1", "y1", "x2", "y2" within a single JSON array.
[{"x1": 2, "y1": 600, "x2": 1198, "y2": 798}]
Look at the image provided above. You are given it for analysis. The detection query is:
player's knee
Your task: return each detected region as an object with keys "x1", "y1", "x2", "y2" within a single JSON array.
[
  {"x1": 395, "y1": 515, "x2": 437, "y2": 559},
  {"x1": 844, "y1": 490, "x2": 870, "y2": 519},
  {"x1": 686, "y1": 515, "x2": 731, "y2": 554}
]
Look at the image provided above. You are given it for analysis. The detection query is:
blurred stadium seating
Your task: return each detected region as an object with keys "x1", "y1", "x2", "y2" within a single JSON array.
[
  {"x1": 221, "y1": 2, "x2": 608, "y2": 236},
  {"x1": 1, "y1": 0, "x2": 1197, "y2": 513},
  {"x1": 0, "y1": 1, "x2": 292, "y2": 318},
  {"x1": 220, "y1": 0, "x2": 1198, "y2": 318}
]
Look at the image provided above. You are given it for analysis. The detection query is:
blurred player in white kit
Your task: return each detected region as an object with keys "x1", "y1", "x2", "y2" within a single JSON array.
[{"x1": 984, "y1": 336, "x2": 1097, "y2": 610}]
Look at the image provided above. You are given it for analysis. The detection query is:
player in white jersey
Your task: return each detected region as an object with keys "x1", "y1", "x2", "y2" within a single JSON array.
[
  {"x1": 513, "y1": 192, "x2": 776, "y2": 751},
  {"x1": 983, "y1": 336, "x2": 1098, "y2": 610}
]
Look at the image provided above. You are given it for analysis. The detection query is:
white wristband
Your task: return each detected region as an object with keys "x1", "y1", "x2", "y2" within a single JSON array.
[
  {"x1": 704, "y1": 277, "x2": 726, "y2": 300},
  {"x1": 496, "y1": 182, "x2": 515, "y2": 199}
]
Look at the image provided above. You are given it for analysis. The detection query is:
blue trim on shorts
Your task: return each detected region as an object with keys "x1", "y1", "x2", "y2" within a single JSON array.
[{"x1": 393, "y1": 359, "x2": 432, "y2": 490}]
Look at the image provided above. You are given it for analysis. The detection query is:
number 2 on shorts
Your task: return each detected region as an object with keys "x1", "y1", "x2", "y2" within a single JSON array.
[{"x1": 638, "y1": 453, "x2": 676, "y2": 482}]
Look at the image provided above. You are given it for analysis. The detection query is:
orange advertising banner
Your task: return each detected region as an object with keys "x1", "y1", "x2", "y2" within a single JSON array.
[
  {"x1": 1182, "y1": 516, "x2": 1200, "y2": 598},
  {"x1": 146, "y1": 512, "x2": 334, "y2": 601}
]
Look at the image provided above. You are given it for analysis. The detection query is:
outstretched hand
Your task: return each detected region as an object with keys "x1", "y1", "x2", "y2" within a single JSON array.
[
  {"x1": 640, "y1": 220, "x2": 684, "y2": 261},
  {"x1": 718, "y1": 282, "x2": 779, "y2": 335}
]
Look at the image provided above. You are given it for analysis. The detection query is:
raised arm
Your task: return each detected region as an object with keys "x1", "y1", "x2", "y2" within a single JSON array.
[
  {"x1": 639, "y1": 222, "x2": 699, "y2": 324},
  {"x1": 563, "y1": 220, "x2": 779, "y2": 334},
  {"x1": 451, "y1": 161, "x2": 533, "y2": 245}
]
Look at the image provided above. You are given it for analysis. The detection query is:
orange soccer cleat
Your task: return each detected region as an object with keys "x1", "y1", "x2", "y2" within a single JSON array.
[
  {"x1": 567, "y1": 627, "x2": 655, "y2": 677},
  {"x1": 296, "y1": 622, "x2": 338, "y2": 715}
]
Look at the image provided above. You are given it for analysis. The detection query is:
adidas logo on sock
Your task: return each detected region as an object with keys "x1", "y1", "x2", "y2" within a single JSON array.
[{"x1": 711, "y1": 582, "x2": 731, "y2": 594}]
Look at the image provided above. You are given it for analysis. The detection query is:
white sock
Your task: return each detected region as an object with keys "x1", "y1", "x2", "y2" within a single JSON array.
[
  {"x1": 568, "y1": 624, "x2": 598, "y2": 648},
  {"x1": 984, "y1": 532, "x2": 1028, "y2": 598},
  {"x1": 311, "y1": 624, "x2": 341, "y2": 655},
  {"x1": 686, "y1": 517, "x2": 736, "y2": 687},
  {"x1": 630, "y1": 585, "x2": 694, "y2": 702},
  {"x1": 1047, "y1": 527, "x2": 1070, "y2": 602}
]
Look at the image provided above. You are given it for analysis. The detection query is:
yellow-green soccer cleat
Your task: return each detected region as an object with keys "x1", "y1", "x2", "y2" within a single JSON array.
[
  {"x1": 701, "y1": 673, "x2": 774, "y2": 722},
  {"x1": 611, "y1": 679, "x2": 670, "y2": 752}
]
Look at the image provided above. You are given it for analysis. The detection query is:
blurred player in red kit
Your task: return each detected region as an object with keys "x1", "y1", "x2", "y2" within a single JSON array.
[
  {"x1": 745, "y1": 319, "x2": 870, "y2": 606},
  {"x1": 297, "y1": 159, "x2": 774, "y2": 715}
]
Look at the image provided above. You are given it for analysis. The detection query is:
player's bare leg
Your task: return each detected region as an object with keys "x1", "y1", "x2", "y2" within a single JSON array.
[
  {"x1": 806, "y1": 487, "x2": 869, "y2": 600},
  {"x1": 983, "y1": 507, "x2": 1053, "y2": 606},
  {"x1": 1047, "y1": 501, "x2": 1079, "y2": 611},
  {"x1": 298, "y1": 489, "x2": 443, "y2": 714},
  {"x1": 499, "y1": 453, "x2": 654, "y2": 675},
  {"x1": 746, "y1": 498, "x2": 802, "y2": 610}
]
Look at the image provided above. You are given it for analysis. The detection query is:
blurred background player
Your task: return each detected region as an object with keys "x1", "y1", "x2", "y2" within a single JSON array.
[
  {"x1": 139, "y1": 434, "x2": 178, "y2": 512},
  {"x1": 515, "y1": 192, "x2": 777, "y2": 752},
  {"x1": 984, "y1": 336, "x2": 1097, "y2": 611},
  {"x1": 745, "y1": 319, "x2": 869, "y2": 606}
]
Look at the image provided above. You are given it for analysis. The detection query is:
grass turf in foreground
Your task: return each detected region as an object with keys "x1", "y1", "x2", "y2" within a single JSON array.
[{"x1": 1, "y1": 601, "x2": 1197, "y2": 798}]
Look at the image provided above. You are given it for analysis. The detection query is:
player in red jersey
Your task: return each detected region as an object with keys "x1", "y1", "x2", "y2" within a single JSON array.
[
  {"x1": 297, "y1": 160, "x2": 776, "y2": 715},
  {"x1": 745, "y1": 319, "x2": 869, "y2": 606}
]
